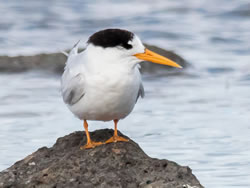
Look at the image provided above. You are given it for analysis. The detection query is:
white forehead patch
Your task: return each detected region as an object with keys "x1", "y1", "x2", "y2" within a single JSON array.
[{"x1": 130, "y1": 34, "x2": 145, "y2": 54}]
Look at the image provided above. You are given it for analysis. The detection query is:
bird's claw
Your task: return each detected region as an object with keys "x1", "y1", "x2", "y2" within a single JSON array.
[
  {"x1": 105, "y1": 136, "x2": 129, "y2": 144},
  {"x1": 80, "y1": 141, "x2": 103, "y2": 149}
]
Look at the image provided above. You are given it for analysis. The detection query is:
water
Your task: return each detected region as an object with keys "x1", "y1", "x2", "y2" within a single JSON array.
[{"x1": 0, "y1": 0, "x2": 250, "y2": 187}]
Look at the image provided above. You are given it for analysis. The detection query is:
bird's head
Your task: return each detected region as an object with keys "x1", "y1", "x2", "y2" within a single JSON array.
[{"x1": 86, "y1": 29, "x2": 182, "y2": 68}]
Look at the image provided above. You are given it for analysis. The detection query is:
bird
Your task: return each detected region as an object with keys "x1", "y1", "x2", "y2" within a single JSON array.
[{"x1": 61, "y1": 28, "x2": 182, "y2": 149}]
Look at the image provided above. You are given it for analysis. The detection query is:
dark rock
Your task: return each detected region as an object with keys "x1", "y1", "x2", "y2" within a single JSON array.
[
  {"x1": 0, "y1": 129, "x2": 203, "y2": 188},
  {"x1": 0, "y1": 44, "x2": 189, "y2": 73},
  {"x1": 0, "y1": 53, "x2": 66, "y2": 73}
]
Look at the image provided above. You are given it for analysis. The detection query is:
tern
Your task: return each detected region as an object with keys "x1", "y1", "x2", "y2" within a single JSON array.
[{"x1": 61, "y1": 29, "x2": 182, "y2": 149}]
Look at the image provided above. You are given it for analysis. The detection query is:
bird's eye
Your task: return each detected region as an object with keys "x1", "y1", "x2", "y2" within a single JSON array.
[
  {"x1": 127, "y1": 41, "x2": 133, "y2": 50},
  {"x1": 127, "y1": 44, "x2": 133, "y2": 49},
  {"x1": 123, "y1": 43, "x2": 132, "y2": 50},
  {"x1": 116, "y1": 43, "x2": 133, "y2": 50}
]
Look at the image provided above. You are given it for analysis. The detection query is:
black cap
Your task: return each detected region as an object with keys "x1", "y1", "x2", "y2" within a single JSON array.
[{"x1": 87, "y1": 29, "x2": 134, "y2": 50}]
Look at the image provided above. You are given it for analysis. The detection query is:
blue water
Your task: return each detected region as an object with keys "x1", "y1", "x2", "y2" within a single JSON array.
[{"x1": 0, "y1": 0, "x2": 250, "y2": 187}]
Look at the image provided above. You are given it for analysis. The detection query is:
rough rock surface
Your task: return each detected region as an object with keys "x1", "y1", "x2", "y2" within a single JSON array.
[
  {"x1": 0, "y1": 129, "x2": 203, "y2": 188},
  {"x1": 0, "y1": 44, "x2": 188, "y2": 73}
]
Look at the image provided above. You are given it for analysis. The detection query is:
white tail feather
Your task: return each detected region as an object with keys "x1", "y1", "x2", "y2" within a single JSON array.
[
  {"x1": 69, "y1": 40, "x2": 81, "y2": 56},
  {"x1": 61, "y1": 51, "x2": 69, "y2": 57}
]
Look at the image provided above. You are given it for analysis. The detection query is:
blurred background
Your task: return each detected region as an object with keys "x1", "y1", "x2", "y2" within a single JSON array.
[{"x1": 0, "y1": 0, "x2": 250, "y2": 187}]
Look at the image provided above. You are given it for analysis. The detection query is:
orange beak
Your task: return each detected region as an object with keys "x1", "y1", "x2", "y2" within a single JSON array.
[{"x1": 134, "y1": 49, "x2": 182, "y2": 68}]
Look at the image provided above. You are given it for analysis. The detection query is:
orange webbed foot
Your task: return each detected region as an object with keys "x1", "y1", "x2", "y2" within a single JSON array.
[
  {"x1": 105, "y1": 135, "x2": 129, "y2": 144},
  {"x1": 80, "y1": 141, "x2": 103, "y2": 150}
]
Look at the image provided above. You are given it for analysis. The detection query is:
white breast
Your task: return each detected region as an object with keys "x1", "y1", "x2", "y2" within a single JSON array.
[
  {"x1": 63, "y1": 45, "x2": 143, "y2": 121},
  {"x1": 69, "y1": 66, "x2": 141, "y2": 121}
]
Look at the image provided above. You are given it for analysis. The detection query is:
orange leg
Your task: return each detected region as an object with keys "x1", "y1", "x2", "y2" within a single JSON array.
[
  {"x1": 80, "y1": 120, "x2": 103, "y2": 149},
  {"x1": 105, "y1": 119, "x2": 129, "y2": 144}
]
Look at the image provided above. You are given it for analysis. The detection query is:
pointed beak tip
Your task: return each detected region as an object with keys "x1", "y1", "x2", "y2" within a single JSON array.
[
  {"x1": 135, "y1": 49, "x2": 183, "y2": 69},
  {"x1": 177, "y1": 64, "x2": 183, "y2": 69}
]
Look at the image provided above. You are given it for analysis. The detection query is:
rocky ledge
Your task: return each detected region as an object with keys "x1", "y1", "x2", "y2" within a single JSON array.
[
  {"x1": 0, "y1": 44, "x2": 188, "y2": 73},
  {"x1": 0, "y1": 129, "x2": 203, "y2": 188}
]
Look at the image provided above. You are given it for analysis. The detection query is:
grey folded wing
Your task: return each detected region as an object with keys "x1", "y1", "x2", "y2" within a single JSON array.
[
  {"x1": 136, "y1": 82, "x2": 145, "y2": 102},
  {"x1": 62, "y1": 73, "x2": 85, "y2": 105}
]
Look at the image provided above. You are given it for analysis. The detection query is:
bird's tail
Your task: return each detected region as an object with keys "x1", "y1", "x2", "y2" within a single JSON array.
[
  {"x1": 61, "y1": 51, "x2": 69, "y2": 57},
  {"x1": 63, "y1": 40, "x2": 82, "y2": 69},
  {"x1": 69, "y1": 40, "x2": 81, "y2": 56},
  {"x1": 61, "y1": 40, "x2": 81, "y2": 57}
]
